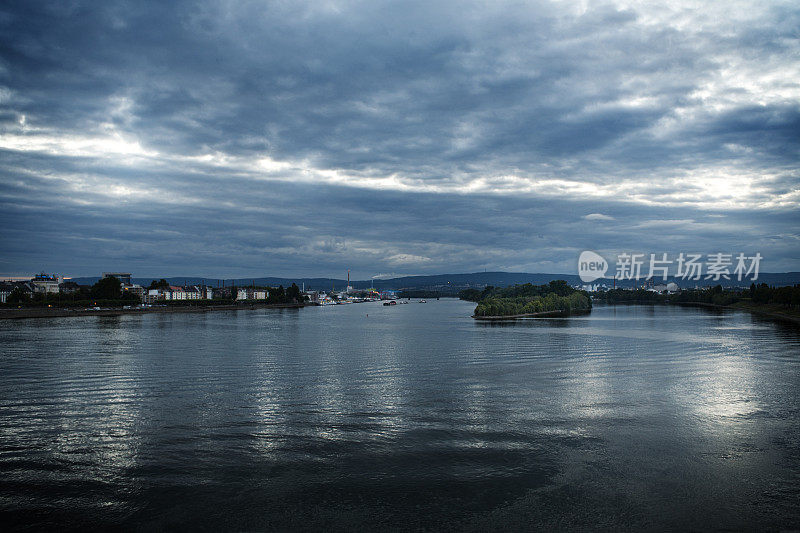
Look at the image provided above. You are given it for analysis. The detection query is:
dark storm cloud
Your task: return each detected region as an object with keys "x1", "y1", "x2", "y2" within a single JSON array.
[{"x1": 0, "y1": 0, "x2": 798, "y2": 276}]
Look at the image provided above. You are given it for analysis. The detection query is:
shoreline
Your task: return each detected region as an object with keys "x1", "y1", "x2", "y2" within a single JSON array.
[
  {"x1": 0, "y1": 302, "x2": 306, "y2": 320},
  {"x1": 679, "y1": 301, "x2": 800, "y2": 325},
  {"x1": 473, "y1": 309, "x2": 567, "y2": 320},
  {"x1": 617, "y1": 301, "x2": 800, "y2": 325}
]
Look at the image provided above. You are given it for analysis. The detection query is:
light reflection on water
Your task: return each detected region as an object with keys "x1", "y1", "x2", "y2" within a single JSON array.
[{"x1": 1, "y1": 301, "x2": 799, "y2": 530}]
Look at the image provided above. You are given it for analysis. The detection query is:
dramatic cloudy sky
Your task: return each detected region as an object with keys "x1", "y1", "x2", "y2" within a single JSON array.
[{"x1": 1, "y1": 0, "x2": 798, "y2": 278}]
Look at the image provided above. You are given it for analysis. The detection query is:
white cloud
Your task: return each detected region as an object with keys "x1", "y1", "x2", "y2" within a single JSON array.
[
  {"x1": 583, "y1": 213, "x2": 615, "y2": 221},
  {"x1": 387, "y1": 254, "x2": 433, "y2": 266}
]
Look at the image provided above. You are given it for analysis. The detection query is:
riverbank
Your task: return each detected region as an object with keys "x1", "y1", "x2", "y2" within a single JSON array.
[
  {"x1": 0, "y1": 302, "x2": 306, "y2": 320},
  {"x1": 473, "y1": 309, "x2": 568, "y2": 320},
  {"x1": 664, "y1": 301, "x2": 800, "y2": 325}
]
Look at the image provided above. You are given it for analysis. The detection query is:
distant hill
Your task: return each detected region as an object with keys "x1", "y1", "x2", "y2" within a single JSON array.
[{"x1": 68, "y1": 271, "x2": 800, "y2": 292}]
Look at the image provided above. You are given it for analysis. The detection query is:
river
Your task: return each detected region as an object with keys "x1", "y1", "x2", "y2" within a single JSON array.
[{"x1": 1, "y1": 300, "x2": 799, "y2": 530}]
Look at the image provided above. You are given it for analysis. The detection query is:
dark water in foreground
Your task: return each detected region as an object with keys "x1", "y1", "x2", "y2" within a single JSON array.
[{"x1": 1, "y1": 301, "x2": 799, "y2": 531}]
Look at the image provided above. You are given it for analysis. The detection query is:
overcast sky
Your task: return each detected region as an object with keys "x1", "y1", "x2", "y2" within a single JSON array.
[{"x1": 1, "y1": 0, "x2": 798, "y2": 279}]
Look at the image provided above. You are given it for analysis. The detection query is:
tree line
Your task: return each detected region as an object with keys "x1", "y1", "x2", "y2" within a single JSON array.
[
  {"x1": 459, "y1": 280, "x2": 577, "y2": 302},
  {"x1": 3, "y1": 275, "x2": 140, "y2": 307},
  {"x1": 593, "y1": 284, "x2": 800, "y2": 309},
  {"x1": 3, "y1": 277, "x2": 307, "y2": 308},
  {"x1": 461, "y1": 280, "x2": 592, "y2": 317}
]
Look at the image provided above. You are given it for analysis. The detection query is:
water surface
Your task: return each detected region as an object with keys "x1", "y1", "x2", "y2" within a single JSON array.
[{"x1": 1, "y1": 301, "x2": 799, "y2": 530}]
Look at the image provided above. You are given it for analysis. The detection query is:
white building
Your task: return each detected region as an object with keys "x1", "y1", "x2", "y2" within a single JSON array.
[
  {"x1": 0, "y1": 284, "x2": 12, "y2": 303},
  {"x1": 303, "y1": 290, "x2": 321, "y2": 303},
  {"x1": 168, "y1": 286, "x2": 188, "y2": 300},
  {"x1": 666, "y1": 282, "x2": 679, "y2": 293},
  {"x1": 165, "y1": 286, "x2": 204, "y2": 300},
  {"x1": 237, "y1": 288, "x2": 268, "y2": 300},
  {"x1": 650, "y1": 282, "x2": 680, "y2": 294},
  {"x1": 31, "y1": 273, "x2": 61, "y2": 294},
  {"x1": 1, "y1": 282, "x2": 33, "y2": 303},
  {"x1": 144, "y1": 289, "x2": 162, "y2": 304}
]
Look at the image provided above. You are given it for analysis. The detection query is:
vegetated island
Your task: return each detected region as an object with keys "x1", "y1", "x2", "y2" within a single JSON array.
[
  {"x1": 592, "y1": 283, "x2": 800, "y2": 325},
  {"x1": 460, "y1": 280, "x2": 592, "y2": 320}
]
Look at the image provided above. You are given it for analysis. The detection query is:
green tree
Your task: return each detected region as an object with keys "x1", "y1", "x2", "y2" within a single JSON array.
[
  {"x1": 458, "y1": 288, "x2": 482, "y2": 302},
  {"x1": 148, "y1": 279, "x2": 170, "y2": 290},
  {"x1": 274, "y1": 285, "x2": 286, "y2": 303},
  {"x1": 91, "y1": 276, "x2": 121, "y2": 300},
  {"x1": 287, "y1": 283, "x2": 301, "y2": 302},
  {"x1": 547, "y1": 279, "x2": 572, "y2": 296},
  {"x1": 7, "y1": 287, "x2": 29, "y2": 304}
]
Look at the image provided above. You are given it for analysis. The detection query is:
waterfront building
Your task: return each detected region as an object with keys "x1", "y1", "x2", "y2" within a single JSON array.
[
  {"x1": 0, "y1": 282, "x2": 13, "y2": 303},
  {"x1": 165, "y1": 286, "x2": 204, "y2": 300},
  {"x1": 237, "y1": 288, "x2": 268, "y2": 300},
  {"x1": 0, "y1": 281, "x2": 33, "y2": 303},
  {"x1": 122, "y1": 284, "x2": 145, "y2": 299},
  {"x1": 31, "y1": 273, "x2": 61, "y2": 294},
  {"x1": 379, "y1": 290, "x2": 399, "y2": 300},
  {"x1": 168, "y1": 286, "x2": 187, "y2": 300},
  {"x1": 146, "y1": 288, "x2": 167, "y2": 302},
  {"x1": 303, "y1": 290, "x2": 321, "y2": 303}
]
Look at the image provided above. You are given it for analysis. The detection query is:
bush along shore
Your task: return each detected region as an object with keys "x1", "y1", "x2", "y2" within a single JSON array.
[
  {"x1": 591, "y1": 283, "x2": 800, "y2": 324},
  {"x1": 461, "y1": 280, "x2": 592, "y2": 319}
]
